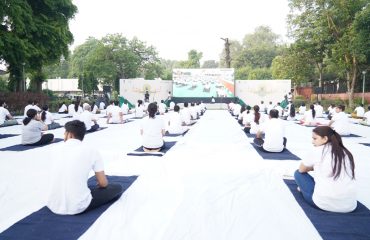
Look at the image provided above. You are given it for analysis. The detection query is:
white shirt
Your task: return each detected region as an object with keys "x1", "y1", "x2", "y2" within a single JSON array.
[
  {"x1": 267, "y1": 104, "x2": 274, "y2": 115},
  {"x1": 314, "y1": 105, "x2": 324, "y2": 118},
  {"x1": 242, "y1": 111, "x2": 253, "y2": 125},
  {"x1": 274, "y1": 105, "x2": 284, "y2": 117},
  {"x1": 364, "y1": 111, "x2": 370, "y2": 125},
  {"x1": 354, "y1": 106, "x2": 365, "y2": 117},
  {"x1": 169, "y1": 102, "x2": 175, "y2": 110},
  {"x1": 92, "y1": 105, "x2": 98, "y2": 114},
  {"x1": 167, "y1": 112, "x2": 186, "y2": 134},
  {"x1": 0, "y1": 107, "x2": 10, "y2": 125},
  {"x1": 250, "y1": 113, "x2": 265, "y2": 134},
  {"x1": 259, "y1": 103, "x2": 266, "y2": 113},
  {"x1": 121, "y1": 103, "x2": 129, "y2": 114},
  {"x1": 24, "y1": 104, "x2": 33, "y2": 117},
  {"x1": 259, "y1": 118, "x2": 285, "y2": 152},
  {"x1": 303, "y1": 110, "x2": 316, "y2": 125},
  {"x1": 68, "y1": 104, "x2": 75, "y2": 116},
  {"x1": 99, "y1": 102, "x2": 105, "y2": 110},
  {"x1": 140, "y1": 116, "x2": 166, "y2": 148},
  {"x1": 135, "y1": 105, "x2": 145, "y2": 118},
  {"x1": 42, "y1": 111, "x2": 54, "y2": 125},
  {"x1": 233, "y1": 104, "x2": 241, "y2": 116},
  {"x1": 331, "y1": 112, "x2": 350, "y2": 135},
  {"x1": 22, "y1": 120, "x2": 44, "y2": 145},
  {"x1": 158, "y1": 103, "x2": 167, "y2": 114},
  {"x1": 72, "y1": 106, "x2": 83, "y2": 120},
  {"x1": 299, "y1": 106, "x2": 306, "y2": 115},
  {"x1": 190, "y1": 106, "x2": 198, "y2": 119},
  {"x1": 58, "y1": 104, "x2": 67, "y2": 113},
  {"x1": 47, "y1": 139, "x2": 104, "y2": 215},
  {"x1": 302, "y1": 145, "x2": 357, "y2": 213},
  {"x1": 79, "y1": 111, "x2": 95, "y2": 130},
  {"x1": 180, "y1": 107, "x2": 192, "y2": 125},
  {"x1": 107, "y1": 106, "x2": 123, "y2": 123}
]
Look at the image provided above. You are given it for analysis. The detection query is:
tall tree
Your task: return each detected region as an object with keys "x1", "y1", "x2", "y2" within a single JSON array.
[
  {"x1": 202, "y1": 60, "x2": 219, "y2": 68},
  {"x1": 176, "y1": 50, "x2": 203, "y2": 68}
]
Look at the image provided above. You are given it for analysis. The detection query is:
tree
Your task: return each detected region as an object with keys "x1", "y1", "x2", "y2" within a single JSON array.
[
  {"x1": 176, "y1": 50, "x2": 203, "y2": 68},
  {"x1": 0, "y1": 0, "x2": 77, "y2": 92},
  {"x1": 202, "y1": 60, "x2": 219, "y2": 68}
]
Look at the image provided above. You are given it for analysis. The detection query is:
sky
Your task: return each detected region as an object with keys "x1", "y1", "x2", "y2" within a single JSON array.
[{"x1": 69, "y1": 0, "x2": 291, "y2": 62}]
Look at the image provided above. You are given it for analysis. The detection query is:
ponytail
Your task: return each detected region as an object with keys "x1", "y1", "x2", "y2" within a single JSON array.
[
  {"x1": 310, "y1": 104, "x2": 316, "y2": 119},
  {"x1": 313, "y1": 126, "x2": 355, "y2": 180},
  {"x1": 41, "y1": 105, "x2": 48, "y2": 122},
  {"x1": 23, "y1": 109, "x2": 37, "y2": 125},
  {"x1": 147, "y1": 102, "x2": 157, "y2": 118}
]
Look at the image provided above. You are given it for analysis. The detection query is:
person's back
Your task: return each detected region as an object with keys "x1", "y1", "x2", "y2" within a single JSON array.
[
  {"x1": 135, "y1": 101, "x2": 145, "y2": 118},
  {"x1": 99, "y1": 101, "x2": 105, "y2": 110},
  {"x1": 354, "y1": 105, "x2": 365, "y2": 117},
  {"x1": 180, "y1": 104, "x2": 192, "y2": 125},
  {"x1": 0, "y1": 106, "x2": 9, "y2": 125},
  {"x1": 141, "y1": 103, "x2": 166, "y2": 150},
  {"x1": 68, "y1": 103, "x2": 75, "y2": 116},
  {"x1": 24, "y1": 101, "x2": 34, "y2": 117},
  {"x1": 168, "y1": 106, "x2": 186, "y2": 134},
  {"x1": 169, "y1": 101, "x2": 175, "y2": 110},
  {"x1": 363, "y1": 106, "x2": 370, "y2": 125},
  {"x1": 158, "y1": 101, "x2": 167, "y2": 114},
  {"x1": 332, "y1": 111, "x2": 350, "y2": 135},
  {"x1": 262, "y1": 118, "x2": 285, "y2": 152},
  {"x1": 58, "y1": 103, "x2": 67, "y2": 113},
  {"x1": 79, "y1": 110, "x2": 94, "y2": 130},
  {"x1": 299, "y1": 104, "x2": 306, "y2": 115},
  {"x1": 314, "y1": 103, "x2": 324, "y2": 118},
  {"x1": 121, "y1": 103, "x2": 129, "y2": 115}
]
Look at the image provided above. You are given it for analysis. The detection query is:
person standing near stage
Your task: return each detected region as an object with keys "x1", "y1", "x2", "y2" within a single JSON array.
[{"x1": 144, "y1": 90, "x2": 150, "y2": 103}]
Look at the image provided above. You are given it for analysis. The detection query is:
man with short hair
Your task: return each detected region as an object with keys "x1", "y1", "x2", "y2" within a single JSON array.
[
  {"x1": 0, "y1": 100, "x2": 18, "y2": 127},
  {"x1": 254, "y1": 109, "x2": 287, "y2": 153},
  {"x1": 47, "y1": 120, "x2": 123, "y2": 215}
]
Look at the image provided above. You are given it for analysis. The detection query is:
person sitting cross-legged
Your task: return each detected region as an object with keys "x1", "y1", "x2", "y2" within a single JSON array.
[
  {"x1": 47, "y1": 120, "x2": 123, "y2": 215},
  {"x1": 0, "y1": 100, "x2": 18, "y2": 127},
  {"x1": 79, "y1": 104, "x2": 100, "y2": 132},
  {"x1": 253, "y1": 109, "x2": 287, "y2": 153}
]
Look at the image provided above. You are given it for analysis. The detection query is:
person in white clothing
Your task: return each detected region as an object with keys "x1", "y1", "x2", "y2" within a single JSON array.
[
  {"x1": 167, "y1": 105, "x2": 188, "y2": 134},
  {"x1": 352, "y1": 104, "x2": 365, "y2": 118},
  {"x1": 266, "y1": 101, "x2": 274, "y2": 115},
  {"x1": 58, "y1": 102, "x2": 68, "y2": 114},
  {"x1": 24, "y1": 100, "x2": 34, "y2": 117},
  {"x1": 135, "y1": 100, "x2": 145, "y2": 118},
  {"x1": 328, "y1": 105, "x2": 350, "y2": 135},
  {"x1": 99, "y1": 101, "x2": 106, "y2": 110},
  {"x1": 107, "y1": 100, "x2": 124, "y2": 124},
  {"x1": 40, "y1": 105, "x2": 61, "y2": 130},
  {"x1": 274, "y1": 102, "x2": 284, "y2": 117},
  {"x1": 47, "y1": 120, "x2": 123, "y2": 215},
  {"x1": 244, "y1": 105, "x2": 264, "y2": 134},
  {"x1": 360, "y1": 105, "x2": 370, "y2": 126},
  {"x1": 0, "y1": 100, "x2": 18, "y2": 127},
  {"x1": 169, "y1": 101, "x2": 175, "y2": 110},
  {"x1": 294, "y1": 126, "x2": 356, "y2": 213},
  {"x1": 140, "y1": 103, "x2": 166, "y2": 152},
  {"x1": 22, "y1": 109, "x2": 54, "y2": 146},
  {"x1": 80, "y1": 105, "x2": 99, "y2": 132},
  {"x1": 314, "y1": 102, "x2": 324, "y2": 118},
  {"x1": 232, "y1": 103, "x2": 241, "y2": 117},
  {"x1": 180, "y1": 102, "x2": 193, "y2": 126},
  {"x1": 300, "y1": 104, "x2": 317, "y2": 126},
  {"x1": 158, "y1": 100, "x2": 167, "y2": 115},
  {"x1": 241, "y1": 106, "x2": 253, "y2": 126},
  {"x1": 254, "y1": 109, "x2": 286, "y2": 152},
  {"x1": 91, "y1": 102, "x2": 99, "y2": 114},
  {"x1": 68, "y1": 102, "x2": 75, "y2": 117},
  {"x1": 72, "y1": 101, "x2": 83, "y2": 120},
  {"x1": 121, "y1": 101, "x2": 130, "y2": 115},
  {"x1": 259, "y1": 101, "x2": 266, "y2": 113},
  {"x1": 190, "y1": 102, "x2": 199, "y2": 120},
  {"x1": 298, "y1": 103, "x2": 306, "y2": 115}
]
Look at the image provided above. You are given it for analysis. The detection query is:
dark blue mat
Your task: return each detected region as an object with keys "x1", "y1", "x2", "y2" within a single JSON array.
[
  {"x1": 127, "y1": 141, "x2": 177, "y2": 157},
  {"x1": 360, "y1": 143, "x2": 370, "y2": 147},
  {"x1": 341, "y1": 134, "x2": 362, "y2": 138},
  {"x1": 250, "y1": 143, "x2": 301, "y2": 160},
  {"x1": 0, "y1": 138, "x2": 64, "y2": 152},
  {"x1": 244, "y1": 132, "x2": 264, "y2": 138},
  {"x1": 165, "y1": 129, "x2": 189, "y2": 137},
  {"x1": 0, "y1": 175, "x2": 138, "y2": 240},
  {"x1": 284, "y1": 179, "x2": 370, "y2": 240},
  {"x1": 0, "y1": 134, "x2": 19, "y2": 139},
  {"x1": 85, "y1": 127, "x2": 108, "y2": 134}
]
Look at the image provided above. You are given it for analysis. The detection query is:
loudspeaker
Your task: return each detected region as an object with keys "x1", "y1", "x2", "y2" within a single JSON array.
[{"x1": 314, "y1": 87, "x2": 322, "y2": 94}]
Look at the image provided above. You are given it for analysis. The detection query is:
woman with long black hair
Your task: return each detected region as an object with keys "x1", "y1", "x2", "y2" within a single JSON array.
[{"x1": 22, "y1": 109, "x2": 54, "y2": 146}]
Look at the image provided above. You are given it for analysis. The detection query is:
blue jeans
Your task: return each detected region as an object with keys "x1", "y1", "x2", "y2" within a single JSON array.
[{"x1": 294, "y1": 170, "x2": 317, "y2": 207}]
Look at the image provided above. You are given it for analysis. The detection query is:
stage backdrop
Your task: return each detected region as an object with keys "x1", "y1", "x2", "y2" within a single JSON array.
[
  {"x1": 173, "y1": 68, "x2": 235, "y2": 98},
  {"x1": 235, "y1": 80, "x2": 291, "y2": 106},
  {"x1": 119, "y1": 78, "x2": 172, "y2": 105}
]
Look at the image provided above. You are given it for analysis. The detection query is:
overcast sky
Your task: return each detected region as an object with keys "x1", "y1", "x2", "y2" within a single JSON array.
[{"x1": 69, "y1": 0, "x2": 290, "y2": 61}]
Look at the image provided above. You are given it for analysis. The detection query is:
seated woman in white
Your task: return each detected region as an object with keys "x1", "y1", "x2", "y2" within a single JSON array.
[
  {"x1": 300, "y1": 104, "x2": 317, "y2": 126},
  {"x1": 68, "y1": 103, "x2": 75, "y2": 117},
  {"x1": 0, "y1": 100, "x2": 18, "y2": 127},
  {"x1": 298, "y1": 103, "x2": 306, "y2": 115},
  {"x1": 40, "y1": 105, "x2": 61, "y2": 130},
  {"x1": 91, "y1": 102, "x2": 99, "y2": 114},
  {"x1": 158, "y1": 100, "x2": 167, "y2": 115},
  {"x1": 244, "y1": 105, "x2": 264, "y2": 134},
  {"x1": 167, "y1": 105, "x2": 188, "y2": 134},
  {"x1": 294, "y1": 126, "x2": 356, "y2": 212},
  {"x1": 314, "y1": 102, "x2": 324, "y2": 118},
  {"x1": 80, "y1": 105, "x2": 100, "y2": 132},
  {"x1": 180, "y1": 102, "x2": 195, "y2": 126},
  {"x1": 22, "y1": 109, "x2": 54, "y2": 146},
  {"x1": 121, "y1": 102, "x2": 130, "y2": 115},
  {"x1": 190, "y1": 102, "x2": 199, "y2": 120},
  {"x1": 237, "y1": 105, "x2": 246, "y2": 124},
  {"x1": 107, "y1": 100, "x2": 124, "y2": 124},
  {"x1": 140, "y1": 103, "x2": 166, "y2": 152},
  {"x1": 135, "y1": 100, "x2": 145, "y2": 118},
  {"x1": 241, "y1": 106, "x2": 252, "y2": 126},
  {"x1": 58, "y1": 102, "x2": 68, "y2": 114},
  {"x1": 254, "y1": 109, "x2": 286, "y2": 153},
  {"x1": 352, "y1": 104, "x2": 365, "y2": 118},
  {"x1": 328, "y1": 105, "x2": 350, "y2": 135},
  {"x1": 72, "y1": 101, "x2": 83, "y2": 120}
]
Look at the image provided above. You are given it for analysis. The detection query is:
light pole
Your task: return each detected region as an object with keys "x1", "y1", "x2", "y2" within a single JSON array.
[
  {"x1": 362, "y1": 71, "x2": 367, "y2": 105},
  {"x1": 22, "y1": 62, "x2": 25, "y2": 92}
]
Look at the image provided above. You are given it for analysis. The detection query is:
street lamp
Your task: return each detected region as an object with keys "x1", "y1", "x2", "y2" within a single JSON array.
[{"x1": 362, "y1": 71, "x2": 367, "y2": 105}]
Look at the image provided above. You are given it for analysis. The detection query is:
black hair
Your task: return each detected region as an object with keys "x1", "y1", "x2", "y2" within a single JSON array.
[
  {"x1": 191, "y1": 102, "x2": 195, "y2": 107},
  {"x1": 368, "y1": 106, "x2": 370, "y2": 111},
  {"x1": 290, "y1": 103, "x2": 296, "y2": 117},
  {"x1": 313, "y1": 126, "x2": 355, "y2": 180},
  {"x1": 184, "y1": 102, "x2": 189, "y2": 107},
  {"x1": 337, "y1": 105, "x2": 345, "y2": 111},
  {"x1": 65, "y1": 120, "x2": 86, "y2": 141},
  {"x1": 137, "y1": 100, "x2": 143, "y2": 107},
  {"x1": 174, "y1": 105, "x2": 180, "y2": 112},
  {"x1": 74, "y1": 100, "x2": 80, "y2": 112},
  {"x1": 269, "y1": 109, "x2": 279, "y2": 118},
  {"x1": 253, "y1": 105, "x2": 260, "y2": 124},
  {"x1": 240, "y1": 105, "x2": 246, "y2": 114},
  {"x1": 28, "y1": 100, "x2": 33, "y2": 105},
  {"x1": 161, "y1": 100, "x2": 164, "y2": 103},
  {"x1": 148, "y1": 102, "x2": 158, "y2": 118},
  {"x1": 246, "y1": 105, "x2": 251, "y2": 114},
  {"x1": 310, "y1": 104, "x2": 316, "y2": 119},
  {"x1": 41, "y1": 105, "x2": 49, "y2": 122},
  {"x1": 0, "y1": 100, "x2": 4, "y2": 106},
  {"x1": 301, "y1": 102, "x2": 305, "y2": 107},
  {"x1": 23, "y1": 109, "x2": 37, "y2": 125}
]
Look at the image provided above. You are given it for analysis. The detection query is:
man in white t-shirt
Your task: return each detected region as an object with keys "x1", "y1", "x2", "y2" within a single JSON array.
[
  {"x1": 328, "y1": 105, "x2": 350, "y2": 135},
  {"x1": 254, "y1": 109, "x2": 286, "y2": 152},
  {"x1": 314, "y1": 102, "x2": 324, "y2": 118},
  {"x1": 190, "y1": 102, "x2": 199, "y2": 120},
  {"x1": 0, "y1": 100, "x2": 18, "y2": 127},
  {"x1": 181, "y1": 102, "x2": 193, "y2": 125},
  {"x1": 167, "y1": 105, "x2": 188, "y2": 134},
  {"x1": 158, "y1": 100, "x2": 167, "y2": 115},
  {"x1": 259, "y1": 101, "x2": 266, "y2": 113},
  {"x1": 99, "y1": 101, "x2": 106, "y2": 110},
  {"x1": 274, "y1": 102, "x2": 284, "y2": 117},
  {"x1": 352, "y1": 104, "x2": 365, "y2": 118},
  {"x1": 121, "y1": 101, "x2": 130, "y2": 115},
  {"x1": 79, "y1": 105, "x2": 99, "y2": 132},
  {"x1": 107, "y1": 100, "x2": 124, "y2": 124},
  {"x1": 58, "y1": 102, "x2": 68, "y2": 114},
  {"x1": 47, "y1": 120, "x2": 123, "y2": 215}
]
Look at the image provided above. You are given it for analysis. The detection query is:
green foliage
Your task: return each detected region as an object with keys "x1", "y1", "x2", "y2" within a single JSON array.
[
  {"x1": 176, "y1": 50, "x2": 203, "y2": 68},
  {"x1": 0, "y1": 75, "x2": 10, "y2": 92},
  {"x1": 202, "y1": 60, "x2": 218, "y2": 68},
  {"x1": 248, "y1": 68, "x2": 272, "y2": 80}
]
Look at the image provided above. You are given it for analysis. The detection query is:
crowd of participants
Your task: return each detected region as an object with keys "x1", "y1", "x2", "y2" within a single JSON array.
[{"x1": 0, "y1": 96, "x2": 368, "y2": 216}]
